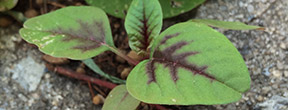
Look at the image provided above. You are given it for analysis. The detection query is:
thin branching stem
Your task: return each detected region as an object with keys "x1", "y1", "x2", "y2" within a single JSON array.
[{"x1": 54, "y1": 66, "x2": 117, "y2": 89}]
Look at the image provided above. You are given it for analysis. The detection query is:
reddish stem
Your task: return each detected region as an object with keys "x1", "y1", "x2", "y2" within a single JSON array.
[
  {"x1": 54, "y1": 66, "x2": 117, "y2": 89},
  {"x1": 51, "y1": 66, "x2": 168, "y2": 109},
  {"x1": 87, "y1": 82, "x2": 95, "y2": 98}
]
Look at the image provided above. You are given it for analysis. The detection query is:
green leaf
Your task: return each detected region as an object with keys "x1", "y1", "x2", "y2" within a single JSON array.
[
  {"x1": 19, "y1": 6, "x2": 115, "y2": 60},
  {"x1": 2, "y1": 11, "x2": 27, "y2": 22},
  {"x1": 83, "y1": 59, "x2": 126, "y2": 84},
  {"x1": 191, "y1": 19, "x2": 264, "y2": 30},
  {"x1": 0, "y1": 0, "x2": 18, "y2": 11},
  {"x1": 127, "y1": 22, "x2": 251, "y2": 105},
  {"x1": 85, "y1": 0, "x2": 205, "y2": 19},
  {"x1": 160, "y1": 0, "x2": 205, "y2": 19},
  {"x1": 125, "y1": 0, "x2": 162, "y2": 55},
  {"x1": 103, "y1": 85, "x2": 140, "y2": 110}
]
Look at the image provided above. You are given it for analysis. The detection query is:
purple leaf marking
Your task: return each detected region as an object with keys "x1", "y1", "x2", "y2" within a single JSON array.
[
  {"x1": 146, "y1": 33, "x2": 215, "y2": 84},
  {"x1": 127, "y1": 2, "x2": 161, "y2": 51},
  {"x1": 51, "y1": 20, "x2": 106, "y2": 52}
]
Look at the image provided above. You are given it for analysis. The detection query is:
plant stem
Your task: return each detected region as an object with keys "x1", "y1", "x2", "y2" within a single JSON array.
[
  {"x1": 54, "y1": 66, "x2": 117, "y2": 89},
  {"x1": 87, "y1": 82, "x2": 95, "y2": 98},
  {"x1": 51, "y1": 66, "x2": 168, "y2": 109},
  {"x1": 105, "y1": 44, "x2": 139, "y2": 65},
  {"x1": 83, "y1": 59, "x2": 126, "y2": 84}
]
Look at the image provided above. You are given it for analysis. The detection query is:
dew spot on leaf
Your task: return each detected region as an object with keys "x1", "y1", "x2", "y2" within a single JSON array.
[{"x1": 172, "y1": 99, "x2": 177, "y2": 102}]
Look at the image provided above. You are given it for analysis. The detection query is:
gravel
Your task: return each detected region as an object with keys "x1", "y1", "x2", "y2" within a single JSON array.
[
  {"x1": 0, "y1": 0, "x2": 288, "y2": 109},
  {"x1": 255, "y1": 95, "x2": 288, "y2": 110},
  {"x1": 10, "y1": 56, "x2": 45, "y2": 92},
  {"x1": 0, "y1": 26, "x2": 100, "y2": 110},
  {"x1": 194, "y1": 0, "x2": 288, "y2": 109}
]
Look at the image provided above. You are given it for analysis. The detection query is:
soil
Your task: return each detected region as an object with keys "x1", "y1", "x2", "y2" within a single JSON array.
[{"x1": 1, "y1": 0, "x2": 288, "y2": 110}]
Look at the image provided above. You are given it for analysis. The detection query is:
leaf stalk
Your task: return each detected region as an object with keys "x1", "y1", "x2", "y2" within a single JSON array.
[{"x1": 106, "y1": 44, "x2": 139, "y2": 65}]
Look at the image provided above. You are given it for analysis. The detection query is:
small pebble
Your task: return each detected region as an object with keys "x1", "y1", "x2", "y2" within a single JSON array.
[
  {"x1": 36, "y1": 0, "x2": 43, "y2": 5},
  {"x1": 121, "y1": 67, "x2": 131, "y2": 79},
  {"x1": 284, "y1": 71, "x2": 288, "y2": 77},
  {"x1": 44, "y1": 73, "x2": 51, "y2": 79},
  {"x1": 76, "y1": 63, "x2": 86, "y2": 74},
  {"x1": 24, "y1": 9, "x2": 39, "y2": 18},
  {"x1": 247, "y1": 5, "x2": 254, "y2": 13},
  {"x1": 127, "y1": 50, "x2": 143, "y2": 64},
  {"x1": 277, "y1": 61, "x2": 285, "y2": 70},
  {"x1": 256, "y1": 95, "x2": 264, "y2": 102},
  {"x1": 262, "y1": 87, "x2": 271, "y2": 94},
  {"x1": 272, "y1": 70, "x2": 282, "y2": 78},
  {"x1": 280, "y1": 42, "x2": 286, "y2": 49},
  {"x1": 93, "y1": 94, "x2": 105, "y2": 105},
  {"x1": 18, "y1": 94, "x2": 28, "y2": 102}
]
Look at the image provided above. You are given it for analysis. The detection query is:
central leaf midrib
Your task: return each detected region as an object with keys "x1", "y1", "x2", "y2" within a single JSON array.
[
  {"x1": 140, "y1": 1, "x2": 149, "y2": 51},
  {"x1": 149, "y1": 57, "x2": 242, "y2": 93},
  {"x1": 153, "y1": 58, "x2": 214, "y2": 80},
  {"x1": 34, "y1": 28, "x2": 109, "y2": 52},
  {"x1": 52, "y1": 31, "x2": 104, "y2": 44}
]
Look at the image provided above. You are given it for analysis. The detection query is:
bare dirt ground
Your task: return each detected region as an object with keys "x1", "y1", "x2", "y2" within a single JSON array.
[{"x1": 0, "y1": 0, "x2": 287, "y2": 110}]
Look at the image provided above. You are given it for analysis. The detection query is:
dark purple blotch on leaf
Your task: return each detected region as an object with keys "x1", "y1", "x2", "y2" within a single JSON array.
[
  {"x1": 51, "y1": 20, "x2": 106, "y2": 52},
  {"x1": 146, "y1": 33, "x2": 215, "y2": 84}
]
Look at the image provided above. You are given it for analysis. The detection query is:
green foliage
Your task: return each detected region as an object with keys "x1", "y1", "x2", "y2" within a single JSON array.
[
  {"x1": 19, "y1": 0, "x2": 258, "y2": 108},
  {"x1": 125, "y1": 0, "x2": 162, "y2": 55},
  {"x1": 126, "y1": 22, "x2": 250, "y2": 105},
  {"x1": 20, "y1": 6, "x2": 115, "y2": 60},
  {"x1": 83, "y1": 59, "x2": 125, "y2": 84},
  {"x1": 0, "y1": 0, "x2": 18, "y2": 11},
  {"x1": 103, "y1": 85, "x2": 140, "y2": 110},
  {"x1": 85, "y1": 0, "x2": 205, "y2": 19},
  {"x1": 191, "y1": 19, "x2": 264, "y2": 30}
]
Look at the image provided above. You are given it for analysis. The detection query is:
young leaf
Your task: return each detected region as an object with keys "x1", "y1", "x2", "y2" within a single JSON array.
[
  {"x1": 103, "y1": 85, "x2": 140, "y2": 110},
  {"x1": 127, "y1": 22, "x2": 251, "y2": 105},
  {"x1": 191, "y1": 19, "x2": 264, "y2": 30},
  {"x1": 0, "y1": 0, "x2": 18, "y2": 11},
  {"x1": 19, "y1": 6, "x2": 115, "y2": 60},
  {"x1": 125, "y1": 0, "x2": 162, "y2": 55},
  {"x1": 85, "y1": 0, "x2": 205, "y2": 19},
  {"x1": 83, "y1": 59, "x2": 126, "y2": 84}
]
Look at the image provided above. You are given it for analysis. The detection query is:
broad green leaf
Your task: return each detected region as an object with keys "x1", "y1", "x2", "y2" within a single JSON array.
[
  {"x1": 83, "y1": 59, "x2": 125, "y2": 84},
  {"x1": 103, "y1": 85, "x2": 140, "y2": 110},
  {"x1": 19, "y1": 6, "x2": 115, "y2": 60},
  {"x1": 191, "y1": 19, "x2": 264, "y2": 30},
  {"x1": 0, "y1": 0, "x2": 18, "y2": 11},
  {"x1": 127, "y1": 22, "x2": 251, "y2": 105},
  {"x1": 85, "y1": 0, "x2": 205, "y2": 19},
  {"x1": 125, "y1": 0, "x2": 162, "y2": 55}
]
